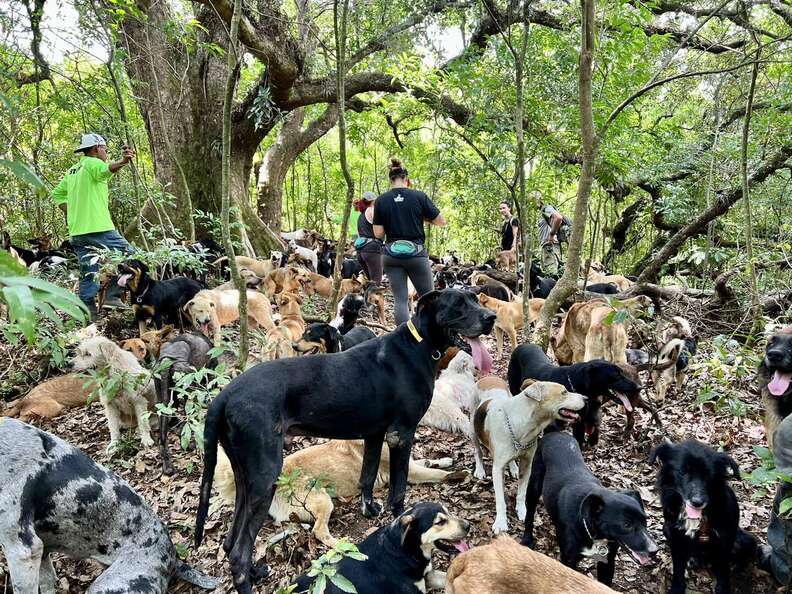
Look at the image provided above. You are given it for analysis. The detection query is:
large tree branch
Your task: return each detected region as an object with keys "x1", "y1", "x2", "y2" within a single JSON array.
[
  {"x1": 637, "y1": 142, "x2": 792, "y2": 283},
  {"x1": 16, "y1": 0, "x2": 51, "y2": 86}
]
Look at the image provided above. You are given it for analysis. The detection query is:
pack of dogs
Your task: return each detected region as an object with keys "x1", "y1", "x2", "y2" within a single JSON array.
[{"x1": 1, "y1": 227, "x2": 788, "y2": 594}]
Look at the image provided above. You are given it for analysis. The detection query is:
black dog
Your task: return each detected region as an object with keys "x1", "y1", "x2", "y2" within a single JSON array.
[
  {"x1": 317, "y1": 239, "x2": 336, "y2": 277},
  {"x1": 155, "y1": 332, "x2": 216, "y2": 475},
  {"x1": 293, "y1": 502, "x2": 470, "y2": 594},
  {"x1": 341, "y1": 257, "x2": 363, "y2": 279},
  {"x1": 117, "y1": 259, "x2": 203, "y2": 334},
  {"x1": 334, "y1": 293, "x2": 366, "y2": 334},
  {"x1": 469, "y1": 283, "x2": 511, "y2": 302},
  {"x1": 507, "y1": 344, "x2": 654, "y2": 446},
  {"x1": 759, "y1": 326, "x2": 792, "y2": 448},
  {"x1": 194, "y1": 289, "x2": 495, "y2": 593},
  {"x1": 295, "y1": 323, "x2": 376, "y2": 354},
  {"x1": 586, "y1": 282, "x2": 620, "y2": 294},
  {"x1": 522, "y1": 430, "x2": 657, "y2": 585},
  {"x1": 528, "y1": 260, "x2": 557, "y2": 298},
  {"x1": 649, "y1": 440, "x2": 757, "y2": 594}
]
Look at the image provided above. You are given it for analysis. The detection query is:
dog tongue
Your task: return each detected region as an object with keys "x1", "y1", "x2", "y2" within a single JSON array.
[
  {"x1": 117, "y1": 274, "x2": 132, "y2": 287},
  {"x1": 685, "y1": 503, "x2": 703, "y2": 519},
  {"x1": 453, "y1": 541, "x2": 470, "y2": 553},
  {"x1": 615, "y1": 392, "x2": 633, "y2": 412},
  {"x1": 464, "y1": 337, "x2": 492, "y2": 375},
  {"x1": 632, "y1": 551, "x2": 651, "y2": 565},
  {"x1": 769, "y1": 371, "x2": 792, "y2": 396}
]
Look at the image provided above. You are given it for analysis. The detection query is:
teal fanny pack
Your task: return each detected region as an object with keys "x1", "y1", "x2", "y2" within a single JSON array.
[
  {"x1": 354, "y1": 237, "x2": 370, "y2": 250},
  {"x1": 385, "y1": 240, "x2": 424, "y2": 259}
]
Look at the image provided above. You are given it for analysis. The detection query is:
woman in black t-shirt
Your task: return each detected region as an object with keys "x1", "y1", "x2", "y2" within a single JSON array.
[
  {"x1": 353, "y1": 191, "x2": 383, "y2": 283},
  {"x1": 373, "y1": 158, "x2": 446, "y2": 325}
]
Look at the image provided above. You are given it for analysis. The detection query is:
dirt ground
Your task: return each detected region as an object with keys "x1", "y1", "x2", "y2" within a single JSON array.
[{"x1": 0, "y1": 296, "x2": 784, "y2": 594}]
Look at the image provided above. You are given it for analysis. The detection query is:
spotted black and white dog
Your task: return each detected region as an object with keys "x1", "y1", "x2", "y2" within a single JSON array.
[{"x1": 0, "y1": 418, "x2": 217, "y2": 593}]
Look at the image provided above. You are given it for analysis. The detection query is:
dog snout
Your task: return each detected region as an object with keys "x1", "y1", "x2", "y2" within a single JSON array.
[
  {"x1": 688, "y1": 493, "x2": 707, "y2": 509},
  {"x1": 645, "y1": 535, "x2": 659, "y2": 555},
  {"x1": 767, "y1": 349, "x2": 788, "y2": 366},
  {"x1": 481, "y1": 310, "x2": 496, "y2": 329}
]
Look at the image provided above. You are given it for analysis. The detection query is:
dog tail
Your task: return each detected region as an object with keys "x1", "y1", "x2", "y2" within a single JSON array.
[
  {"x1": 194, "y1": 392, "x2": 226, "y2": 548},
  {"x1": 733, "y1": 528, "x2": 759, "y2": 569},
  {"x1": 175, "y1": 562, "x2": 219, "y2": 590}
]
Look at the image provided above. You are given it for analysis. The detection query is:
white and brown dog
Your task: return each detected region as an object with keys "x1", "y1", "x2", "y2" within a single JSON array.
[
  {"x1": 471, "y1": 379, "x2": 586, "y2": 534},
  {"x1": 70, "y1": 336, "x2": 156, "y2": 454},
  {"x1": 652, "y1": 316, "x2": 696, "y2": 401}
]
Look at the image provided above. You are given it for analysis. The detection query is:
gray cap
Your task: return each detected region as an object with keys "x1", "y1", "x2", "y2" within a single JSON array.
[
  {"x1": 363, "y1": 191, "x2": 377, "y2": 201},
  {"x1": 774, "y1": 415, "x2": 792, "y2": 474}
]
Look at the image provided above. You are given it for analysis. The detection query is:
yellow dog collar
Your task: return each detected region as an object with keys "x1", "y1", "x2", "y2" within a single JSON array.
[{"x1": 407, "y1": 319, "x2": 423, "y2": 343}]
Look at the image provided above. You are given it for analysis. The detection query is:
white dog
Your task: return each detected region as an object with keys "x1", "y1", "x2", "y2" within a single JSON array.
[
  {"x1": 288, "y1": 240, "x2": 318, "y2": 272},
  {"x1": 420, "y1": 351, "x2": 477, "y2": 434},
  {"x1": 71, "y1": 336, "x2": 156, "y2": 453},
  {"x1": 471, "y1": 379, "x2": 586, "y2": 534}
]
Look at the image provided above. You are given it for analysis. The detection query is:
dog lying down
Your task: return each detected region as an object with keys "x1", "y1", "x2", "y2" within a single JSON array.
[
  {"x1": 0, "y1": 418, "x2": 217, "y2": 593},
  {"x1": 4, "y1": 374, "x2": 96, "y2": 422},
  {"x1": 446, "y1": 536, "x2": 619, "y2": 594},
  {"x1": 213, "y1": 439, "x2": 466, "y2": 548},
  {"x1": 421, "y1": 350, "x2": 477, "y2": 435},
  {"x1": 293, "y1": 502, "x2": 470, "y2": 594}
]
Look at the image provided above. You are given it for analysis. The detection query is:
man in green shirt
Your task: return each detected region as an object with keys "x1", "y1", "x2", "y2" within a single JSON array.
[{"x1": 52, "y1": 133, "x2": 135, "y2": 320}]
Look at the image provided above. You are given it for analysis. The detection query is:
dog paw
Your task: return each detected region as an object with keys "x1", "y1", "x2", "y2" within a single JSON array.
[
  {"x1": 473, "y1": 467, "x2": 486, "y2": 480},
  {"x1": 361, "y1": 499, "x2": 382, "y2": 518},
  {"x1": 491, "y1": 517, "x2": 509, "y2": 534},
  {"x1": 140, "y1": 436, "x2": 155, "y2": 448},
  {"x1": 516, "y1": 502, "x2": 527, "y2": 521},
  {"x1": 432, "y1": 457, "x2": 454, "y2": 468},
  {"x1": 251, "y1": 561, "x2": 270, "y2": 583}
]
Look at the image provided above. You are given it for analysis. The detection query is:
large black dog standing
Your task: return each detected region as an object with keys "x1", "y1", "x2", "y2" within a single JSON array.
[
  {"x1": 649, "y1": 440, "x2": 757, "y2": 594},
  {"x1": 194, "y1": 289, "x2": 495, "y2": 593}
]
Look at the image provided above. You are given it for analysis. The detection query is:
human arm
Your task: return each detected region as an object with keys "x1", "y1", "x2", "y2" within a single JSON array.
[
  {"x1": 372, "y1": 201, "x2": 386, "y2": 239},
  {"x1": 421, "y1": 193, "x2": 445, "y2": 226},
  {"x1": 108, "y1": 146, "x2": 135, "y2": 174},
  {"x1": 51, "y1": 177, "x2": 68, "y2": 219},
  {"x1": 430, "y1": 214, "x2": 447, "y2": 227},
  {"x1": 510, "y1": 218, "x2": 519, "y2": 250},
  {"x1": 373, "y1": 225, "x2": 385, "y2": 239}
]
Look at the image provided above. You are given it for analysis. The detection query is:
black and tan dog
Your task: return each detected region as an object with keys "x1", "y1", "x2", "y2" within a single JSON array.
[
  {"x1": 759, "y1": 326, "x2": 792, "y2": 449},
  {"x1": 194, "y1": 289, "x2": 495, "y2": 593},
  {"x1": 292, "y1": 502, "x2": 470, "y2": 594},
  {"x1": 117, "y1": 259, "x2": 203, "y2": 335},
  {"x1": 294, "y1": 323, "x2": 376, "y2": 354}
]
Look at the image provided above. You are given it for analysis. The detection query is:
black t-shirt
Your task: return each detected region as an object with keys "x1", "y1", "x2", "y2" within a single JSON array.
[
  {"x1": 501, "y1": 216, "x2": 519, "y2": 250},
  {"x1": 373, "y1": 188, "x2": 440, "y2": 243},
  {"x1": 357, "y1": 211, "x2": 375, "y2": 238}
]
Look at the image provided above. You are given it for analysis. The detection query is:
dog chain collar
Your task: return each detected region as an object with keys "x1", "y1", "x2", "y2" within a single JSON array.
[
  {"x1": 582, "y1": 518, "x2": 610, "y2": 563},
  {"x1": 503, "y1": 409, "x2": 536, "y2": 451},
  {"x1": 135, "y1": 282, "x2": 151, "y2": 304}
]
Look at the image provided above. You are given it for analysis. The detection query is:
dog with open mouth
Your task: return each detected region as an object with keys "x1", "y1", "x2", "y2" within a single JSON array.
[
  {"x1": 292, "y1": 502, "x2": 470, "y2": 594},
  {"x1": 522, "y1": 430, "x2": 657, "y2": 586},
  {"x1": 117, "y1": 259, "x2": 203, "y2": 336},
  {"x1": 194, "y1": 289, "x2": 495, "y2": 593},
  {"x1": 471, "y1": 379, "x2": 586, "y2": 534},
  {"x1": 507, "y1": 344, "x2": 656, "y2": 447},
  {"x1": 649, "y1": 439, "x2": 758, "y2": 594},
  {"x1": 759, "y1": 326, "x2": 792, "y2": 449}
]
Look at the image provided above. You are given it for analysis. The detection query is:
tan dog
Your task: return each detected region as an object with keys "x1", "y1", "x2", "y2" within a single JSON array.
[
  {"x1": 496, "y1": 249, "x2": 517, "y2": 271},
  {"x1": 263, "y1": 266, "x2": 309, "y2": 296},
  {"x1": 554, "y1": 295, "x2": 653, "y2": 365},
  {"x1": 364, "y1": 282, "x2": 387, "y2": 325},
  {"x1": 587, "y1": 269, "x2": 632, "y2": 292},
  {"x1": 304, "y1": 272, "x2": 333, "y2": 299},
  {"x1": 120, "y1": 338, "x2": 147, "y2": 362},
  {"x1": 477, "y1": 294, "x2": 544, "y2": 358},
  {"x1": 214, "y1": 440, "x2": 464, "y2": 548},
  {"x1": 446, "y1": 536, "x2": 618, "y2": 594},
  {"x1": 263, "y1": 292, "x2": 306, "y2": 360},
  {"x1": 4, "y1": 375, "x2": 97, "y2": 422},
  {"x1": 184, "y1": 289, "x2": 274, "y2": 344},
  {"x1": 339, "y1": 274, "x2": 364, "y2": 297},
  {"x1": 215, "y1": 267, "x2": 264, "y2": 291},
  {"x1": 139, "y1": 325, "x2": 175, "y2": 359},
  {"x1": 471, "y1": 380, "x2": 586, "y2": 533}
]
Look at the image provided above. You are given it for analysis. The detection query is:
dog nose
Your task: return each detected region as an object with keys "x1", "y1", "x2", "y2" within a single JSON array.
[
  {"x1": 689, "y1": 495, "x2": 706, "y2": 508},
  {"x1": 646, "y1": 536, "x2": 659, "y2": 555},
  {"x1": 483, "y1": 311, "x2": 496, "y2": 323},
  {"x1": 461, "y1": 519, "x2": 471, "y2": 532},
  {"x1": 767, "y1": 349, "x2": 785, "y2": 364}
]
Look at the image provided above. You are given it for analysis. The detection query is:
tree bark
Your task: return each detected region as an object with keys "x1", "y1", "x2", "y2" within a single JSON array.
[{"x1": 533, "y1": 0, "x2": 598, "y2": 349}]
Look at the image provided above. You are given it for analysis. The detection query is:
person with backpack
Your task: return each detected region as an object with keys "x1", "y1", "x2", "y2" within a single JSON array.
[
  {"x1": 537, "y1": 200, "x2": 571, "y2": 276},
  {"x1": 373, "y1": 158, "x2": 446, "y2": 325}
]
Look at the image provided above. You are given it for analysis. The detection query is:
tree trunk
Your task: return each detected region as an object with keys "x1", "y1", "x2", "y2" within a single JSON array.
[
  {"x1": 256, "y1": 106, "x2": 339, "y2": 234},
  {"x1": 533, "y1": 0, "x2": 598, "y2": 349}
]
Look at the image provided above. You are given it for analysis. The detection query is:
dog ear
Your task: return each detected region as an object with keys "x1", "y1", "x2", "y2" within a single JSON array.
[
  {"x1": 717, "y1": 453, "x2": 741, "y2": 480},
  {"x1": 416, "y1": 290, "x2": 442, "y2": 312},
  {"x1": 620, "y1": 489, "x2": 645, "y2": 511},
  {"x1": 648, "y1": 441, "x2": 673, "y2": 465},
  {"x1": 520, "y1": 380, "x2": 543, "y2": 401},
  {"x1": 398, "y1": 513, "x2": 415, "y2": 544},
  {"x1": 183, "y1": 300, "x2": 194, "y2": 313},
  {"x1": 520, "y1": 378, "x2": 537, "y2": 391},
  {"x1": 98, "y1": 339, "x2": 117, "y2": 361},
  {"x1": 581, "y1": 492, "x2": 605, "y2": 518}
]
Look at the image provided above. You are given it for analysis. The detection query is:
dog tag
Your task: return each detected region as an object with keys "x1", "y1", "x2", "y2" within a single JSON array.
[{"x1": 582, "y1": 540, "x2": 609, "y2": 563}]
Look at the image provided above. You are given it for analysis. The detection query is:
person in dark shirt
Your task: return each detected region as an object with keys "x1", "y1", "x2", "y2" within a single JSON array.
[
  {"x1": 499, "y1": 201, "x2": 519, "y2": 251},
  {"x1": 373, "y1": 158, "x2": 446, "y2": 325},
  {"x1": 353, "y1": 191, "x2": 383, "y2": 283}
]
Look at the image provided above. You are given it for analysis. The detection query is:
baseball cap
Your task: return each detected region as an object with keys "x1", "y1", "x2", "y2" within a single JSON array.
[
  {"x1": 74, "y1": 133, "x2": 107, "y2": 153},
  {"x1": 363, "y1": 191, "x2": 377, "y2": 201}
]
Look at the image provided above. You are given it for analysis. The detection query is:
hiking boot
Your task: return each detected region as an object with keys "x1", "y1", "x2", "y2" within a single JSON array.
[
  {"x1": 101, "y1": 296, "x2": 129, "y2": 310},
  {"x1": 82, "y1": 300, "x2": 98, "y2": 322}
]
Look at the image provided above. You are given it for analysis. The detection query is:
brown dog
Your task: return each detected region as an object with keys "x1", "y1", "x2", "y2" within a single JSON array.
[
  {"x1": 263, "y1": 266, "x2": 309, "y2": 296},
  {"x1": 120, "y1": 338, "x2": 148, "y2": 361},
  {"x1": 554, "y1": 295, "x2": 652, "y2": 365},
  {"x1": 364, "y1": 282, "x2": 387, "y2": 325},
  {"x1": 759, "y1": 326, "x2": 792, "y2": 449},
  {"x1": 496, "y1": 249, "x2": 517, "y2": 271},
  {"x1": 139, "y1": 325, "x2": 175, "y2": 359},
  {"x1": 587, "y1": 269, "x2": 632, "y2": 292},
  {"x1": 4, "y1": 375, "x2": 97, "y2": 422},
  {"x1": 263, "y1": 292, "x2": 306, "y2": 360},
  {"x1": 184, "y1": 289, "x2": 274, "y2": 344},
  {"x1": 304, "y1": 272, "x2": 333, "y2": 299},
  {"x1": 446, "y1": 536, "x2": 618, "y2": 594},
  {"x1": 477, "y1": 294, "x2": 544, "y2": 358}
]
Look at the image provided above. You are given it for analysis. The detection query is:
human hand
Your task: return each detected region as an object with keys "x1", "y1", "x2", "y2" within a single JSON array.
[
  {"x1": 548, "y1": 234, "x2": 558, "y2": 244},
  {"x1": 121, "y1": 145, "x2": 136, "y2": 163}
]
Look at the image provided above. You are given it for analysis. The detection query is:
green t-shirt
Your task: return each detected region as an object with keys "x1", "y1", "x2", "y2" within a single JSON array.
[{"x1": 51, "y1": 156, "x2": 115, "y2": 237}]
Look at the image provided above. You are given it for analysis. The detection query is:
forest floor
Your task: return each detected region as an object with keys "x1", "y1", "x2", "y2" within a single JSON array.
[{"x1": 0, "y1": 289, "x2": 785, "y2": 594}]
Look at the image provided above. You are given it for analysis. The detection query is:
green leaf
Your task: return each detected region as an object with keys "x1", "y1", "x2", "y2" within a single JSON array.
[
  {"x1": 328, "y1": 573, "x2": 357, "y2": 593},
  {"x1": 310, "y1": 574, "x2": 327, "y2": 594},
  {"x1": 0, "y1": 158, "x2": 46, "y2": 190},
  {"x1": 0, "y1": 251, "x2": 27, "y2": 276},
  {"x1": 780, "y1": 497, "x2": 792, "y2": 518},
  {"x1": 2, "y1": 284, "x2": 36, "y2": 340}
]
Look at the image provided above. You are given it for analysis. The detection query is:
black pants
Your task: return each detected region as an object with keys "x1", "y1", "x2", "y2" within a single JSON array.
[
  {"x1": 383, "y1": 255, "x2": 434, "y2": 325},
  {"x1": 358, "y1": 249, "x2": 383, "y2": 283}
]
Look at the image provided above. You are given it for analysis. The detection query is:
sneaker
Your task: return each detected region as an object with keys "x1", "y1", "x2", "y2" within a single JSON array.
[
  {"x1": 82, "y1": 300, "x2": 98, "y2": 322},
  {"x1": 101, "y1": 296, "x2": 130, "y2": 310}
]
